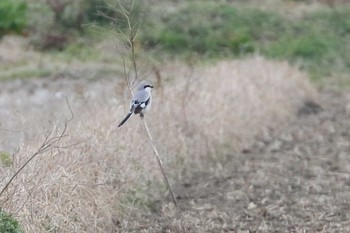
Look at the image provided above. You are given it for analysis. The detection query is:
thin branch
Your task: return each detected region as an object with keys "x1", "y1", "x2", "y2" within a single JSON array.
[
  {"x1": 0, "y1": 97, "x2": 74, "y2": 199},
  {"x1": 122, "y1": 55, "x2": 132, "y2": 94},
  {"x1": 141, "y1": 118, "x2": 178, "y2": 207}
]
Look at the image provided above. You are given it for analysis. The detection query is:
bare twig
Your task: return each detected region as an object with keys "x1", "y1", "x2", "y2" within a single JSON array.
[
  {"x1": 141, "y1": 118, "x2": 178, "y2": 207},
  {"x1": 122, "y1": 55, "x2": 133, "y2": 94},
  {"x1": 0, "y1": 97, "x2": 74, "y2": 199}
]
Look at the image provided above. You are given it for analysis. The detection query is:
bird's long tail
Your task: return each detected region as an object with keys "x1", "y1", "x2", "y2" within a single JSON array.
[{"x1": 118, "y1": 112, "x2": 133, "y2": 127}]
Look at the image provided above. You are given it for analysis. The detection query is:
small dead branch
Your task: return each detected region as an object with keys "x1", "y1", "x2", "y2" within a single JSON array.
[{"x1": 0, "y1": 97, "x2": 74, "y2": 200}]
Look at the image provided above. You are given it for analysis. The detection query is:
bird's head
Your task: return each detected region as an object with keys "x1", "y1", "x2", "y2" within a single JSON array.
[{"x1": 138, "y1": 80, "x2": 154, "y2": 91}]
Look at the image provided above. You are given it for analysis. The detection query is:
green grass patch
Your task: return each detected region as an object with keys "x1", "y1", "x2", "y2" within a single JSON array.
[
  {"x1": 0, "y1": 0, "x2": 27, "y2": 37},
  {"x1": 0, "y1": 209, "x2": 23, "y2": 233},
  {"x1": 141, "y1": 3, "x2": 350, "y2": 80},
  {"x1": 51, "y1": 40, "x2": 101, "y2": 62},
  {"x1": 142, "y1": 3, "x2": 283, "y2": 57},
  {"x1": 264, "y1": 8, "x2": 350, "y2": 80},
  {"x1": 0, "y1": 152, "x2": 12, "y2": 167},
  {"x1": 0, "y1": 68, "x2": 51, "y2": 81}
]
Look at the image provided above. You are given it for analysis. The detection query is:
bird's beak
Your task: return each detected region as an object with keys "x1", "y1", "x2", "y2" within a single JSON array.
[{"x1": 150, "y1": 85, "x2": 154, "y2": 88}]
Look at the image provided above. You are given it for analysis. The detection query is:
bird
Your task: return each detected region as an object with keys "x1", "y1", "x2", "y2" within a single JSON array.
[{"x1": 118, "y1": 80, "x2": 154, "y2": 127}]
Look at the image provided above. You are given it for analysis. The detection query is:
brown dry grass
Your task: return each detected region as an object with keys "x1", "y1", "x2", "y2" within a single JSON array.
[{"x1": 0, "y1": 54, "x2": 316, "y2": 232}]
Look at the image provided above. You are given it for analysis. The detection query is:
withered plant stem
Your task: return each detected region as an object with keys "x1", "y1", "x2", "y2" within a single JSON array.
[{"x1": 141, "y1": 117, "x2": 179, "y2": 208}]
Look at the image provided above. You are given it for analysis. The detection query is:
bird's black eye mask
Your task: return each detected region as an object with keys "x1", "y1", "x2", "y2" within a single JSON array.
[{"x1": 144, "y1": 85, "x2": 154, "y2": 88}]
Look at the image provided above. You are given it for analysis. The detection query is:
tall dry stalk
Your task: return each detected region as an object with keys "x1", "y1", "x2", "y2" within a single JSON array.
[
  {"x1": 109, "y1": 0, "x2": 179, "y2": 208},
  {"x1": 141, "y1": 118, "x2": 178, "y2": 207}
]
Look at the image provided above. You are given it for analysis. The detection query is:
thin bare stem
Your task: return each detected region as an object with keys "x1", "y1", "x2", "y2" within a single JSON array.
[
  {"x1": 113, "y1": 0, "x2": 179, "y2": 209},
  {"x1": 141, "y1": 117, "x2": 178, "y2": 208},
  {"x1": 0, "y1": 97, "x2": 74, "y2": 199},
  {"x1": 122, "y1": 55, "x2": 133, "y2": 94}
]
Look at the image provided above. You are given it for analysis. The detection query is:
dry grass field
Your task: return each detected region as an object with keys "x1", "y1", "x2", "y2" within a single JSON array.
[{"x1": 2, "y1": 34, "x2": 346, "y2": 232}]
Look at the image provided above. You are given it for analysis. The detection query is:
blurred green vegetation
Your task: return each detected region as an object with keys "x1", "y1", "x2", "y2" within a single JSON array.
[
  {"x1": 27, "y1": 0, "x2": 106, "y2": 50},
  {"x1": 0, "y1": 209, "x2": 23, "y2": 233},
  {"x1": 23, "y1": 0, "x2": 144, "y2": 50},
  {"x1": 0, "y1": 0, "x2": 350, "y2": 80},
  {"x1": 141, "y1": 3, "x2": 350, "y2": 80},
  {"x1": 264, "y1": 8, "x2": 350, "y2": 79},
  {"x1": 142, "y1": 3, "x2": 282, "y2": 56},
  {"x1": 0, "y1": 0, "x2": 27, "y2": 37},
  {"x1": 0, "y1": 152, "x2": 12, "y2": 167}
]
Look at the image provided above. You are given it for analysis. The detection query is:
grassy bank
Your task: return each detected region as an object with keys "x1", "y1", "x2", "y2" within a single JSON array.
[
  {"x1": 141, "y1": 2, "x2": 350, "y2": 80},
  {"x1": 1, "y1": 1, "x2": 349, "y2": 82}
]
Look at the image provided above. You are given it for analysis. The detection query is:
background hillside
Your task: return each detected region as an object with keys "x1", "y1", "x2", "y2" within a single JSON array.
[{"x1": 0, "y1": 0, "x2": 350, "y2": 232}]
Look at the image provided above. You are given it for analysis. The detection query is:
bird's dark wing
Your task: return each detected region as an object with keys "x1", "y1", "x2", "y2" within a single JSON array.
[{"x1": 133, "y1": 96, "x2": 150, "y2": 114}]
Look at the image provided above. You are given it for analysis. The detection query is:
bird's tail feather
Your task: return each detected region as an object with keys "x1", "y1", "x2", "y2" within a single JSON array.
[{"x1": 118, "y1": 112, "x2": 133, "y2": 127}]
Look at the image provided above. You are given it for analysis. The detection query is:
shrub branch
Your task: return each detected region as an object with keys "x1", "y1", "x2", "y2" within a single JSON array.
[{"x1": 0, "y1": 97, "x2": 74, "y2": 199}]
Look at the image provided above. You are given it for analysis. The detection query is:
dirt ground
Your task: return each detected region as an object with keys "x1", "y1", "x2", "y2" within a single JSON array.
[{"x1": 126, "y1": 90, "x2": 350, "y2": 233}]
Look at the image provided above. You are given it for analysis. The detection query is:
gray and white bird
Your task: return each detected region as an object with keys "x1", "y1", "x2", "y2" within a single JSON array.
[{"x1": 118, "y1": 80, "x2": 154, "y2": 127}]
